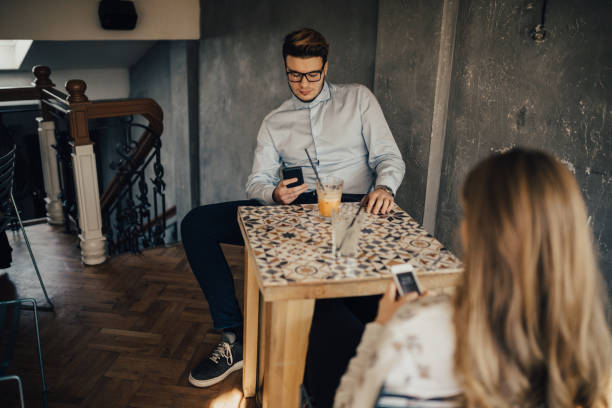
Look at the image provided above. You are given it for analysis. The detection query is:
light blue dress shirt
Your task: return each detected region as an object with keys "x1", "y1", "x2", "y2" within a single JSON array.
[{"x1": 246, "y1": 81, "x2": 405, "y2": 204}]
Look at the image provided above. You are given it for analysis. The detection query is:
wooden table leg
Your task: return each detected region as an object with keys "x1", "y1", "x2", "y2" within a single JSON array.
[
  {"x1": 242, "y1": 247, "x2": 259, "y2": 397},
  {"x1": 257, "y1": 294, "x2": 268, "y2": 403},
  {"x1": 262, "y1": 298, "x2": 315, "y2": 408}
]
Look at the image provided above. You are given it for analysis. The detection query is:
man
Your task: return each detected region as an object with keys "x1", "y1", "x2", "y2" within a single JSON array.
[{"x1": 182, "y1": 28, "x2": 405, "y2": 388}]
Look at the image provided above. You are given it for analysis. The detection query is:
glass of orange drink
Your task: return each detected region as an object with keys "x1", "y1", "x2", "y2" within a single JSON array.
[{"x1": 316, "y1": 176, "x2": 343, "y2": 217}]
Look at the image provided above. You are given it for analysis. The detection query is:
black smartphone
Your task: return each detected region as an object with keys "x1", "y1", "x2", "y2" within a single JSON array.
[
  {"x1": 391, "y1": 263, "x2": 422, "y2": 296},
  {"x1": 281, "y1": 166, "x2": 304, "y2": 188}
]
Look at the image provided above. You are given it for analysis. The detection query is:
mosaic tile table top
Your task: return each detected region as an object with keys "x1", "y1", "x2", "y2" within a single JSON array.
[{"x1": 238, "y1": 203, "x2": 463, "y2": 287}]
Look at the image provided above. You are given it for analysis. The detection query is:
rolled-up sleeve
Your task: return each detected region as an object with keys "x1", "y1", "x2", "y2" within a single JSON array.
[
  {"x1": 245, "y1": 121, "x2": 281, "y2": 204},
  {"x1": 360, "y1": 86, "x2": 405, "y2": 194}
]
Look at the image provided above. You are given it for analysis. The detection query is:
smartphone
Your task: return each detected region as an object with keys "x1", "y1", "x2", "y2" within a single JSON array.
[
  {"x1": 391, "y1": 263, "x2": 422, "y2": 296},
  {"x1": 281, "y1": 166, "x2": 304, "y2": 188}
]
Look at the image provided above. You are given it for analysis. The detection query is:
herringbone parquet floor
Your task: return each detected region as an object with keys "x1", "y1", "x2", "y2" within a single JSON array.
[{"x1": 0, "y1": 223, "x2": 256, "y2": 408}]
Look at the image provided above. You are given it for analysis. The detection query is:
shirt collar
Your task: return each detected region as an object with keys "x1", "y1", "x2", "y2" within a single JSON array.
[{"x1": 291, "y1": 80, "x2": 331, "y2": 110}]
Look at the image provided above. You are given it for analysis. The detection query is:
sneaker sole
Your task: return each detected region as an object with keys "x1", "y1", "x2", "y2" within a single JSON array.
[{"x1": 188, "y1": 360, "x2": 244, "y2": 388}]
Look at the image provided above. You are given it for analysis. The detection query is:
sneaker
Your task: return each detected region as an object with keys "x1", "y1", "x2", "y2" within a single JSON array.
[{"x1": 188, "y1": 332, "x2": 244, "y2": 388}]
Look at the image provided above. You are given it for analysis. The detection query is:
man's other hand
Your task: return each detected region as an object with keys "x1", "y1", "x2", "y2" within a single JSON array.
[
  {"x1": 273, "y1": 178, "x2": 308, "y2": 204},
  {"x1": 362, "y1": 188, "x2": 394, "y2": 214}
]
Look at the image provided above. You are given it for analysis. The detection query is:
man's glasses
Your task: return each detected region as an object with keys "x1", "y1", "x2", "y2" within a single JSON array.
[{"x1": 286, "y1": 68, "x2": 324, "y2": 83}]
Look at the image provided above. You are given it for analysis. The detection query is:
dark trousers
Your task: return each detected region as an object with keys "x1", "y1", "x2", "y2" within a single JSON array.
[
  {"x1": 180, "y1": 192, "x2": 364, "y2": 330},
  {"x1": 303, "y1": 295, "x2": 381, "y2": 408}
]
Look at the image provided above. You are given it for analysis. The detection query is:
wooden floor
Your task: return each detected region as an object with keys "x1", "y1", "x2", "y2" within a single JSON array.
[{"x1": 0, "y1": 223, "x2": 256, "y2": 408}]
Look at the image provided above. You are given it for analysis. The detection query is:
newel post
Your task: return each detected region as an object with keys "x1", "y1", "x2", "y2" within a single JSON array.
[
  {"x1": 66, "y1": 80, "x2": 107, "y2": 265},
  {"x1": 33, "y1": 66, "x2": 64, "y2": 225}
]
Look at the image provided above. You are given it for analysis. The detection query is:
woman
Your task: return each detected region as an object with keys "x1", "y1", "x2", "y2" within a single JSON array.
[{"x1": 334, "y1": 148, "x2": 612, "y2": 408}]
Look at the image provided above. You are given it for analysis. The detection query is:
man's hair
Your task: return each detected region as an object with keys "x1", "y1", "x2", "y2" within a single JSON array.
[{"x1": 282, "y1": 28, "x2": 329, "y2": 64}]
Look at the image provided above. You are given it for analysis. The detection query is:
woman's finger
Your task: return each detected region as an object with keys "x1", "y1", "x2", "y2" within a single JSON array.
[
  {"x1": 400, "y1": 292, "x2": 419, "y2": 302},
  {"x1": 384, "y1": 282, "x2": 397, "y2": 300}
]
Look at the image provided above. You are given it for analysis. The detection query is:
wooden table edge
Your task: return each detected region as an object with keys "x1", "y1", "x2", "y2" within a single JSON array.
[
  {"x1": 256, "y1": 269, "x2": 463, "y2": 301},
  {"x1": 238, "y1": 205, "x2": 464, "y2": 300},
  {"x1": 238, "y1": 211, "x2": 267, "y2": 293}
]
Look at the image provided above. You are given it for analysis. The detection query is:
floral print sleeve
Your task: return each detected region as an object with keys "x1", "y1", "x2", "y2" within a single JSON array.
[
  {"x1": 334, "y1": 295, "x2": 462, "y2": 408},
  {"x1": 334, "y1": 322, "x2": 385, "y2": 408}
]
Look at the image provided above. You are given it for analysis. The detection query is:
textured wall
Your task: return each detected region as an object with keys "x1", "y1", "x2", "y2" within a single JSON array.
[
  {"x1": 198, "y1": 0, "x2": 379, "y2": 204},
  {"x1": 374, "y1": 0, "x2": 443, "y2": 224},
  {"x1": 129, "y1": 41, "x2": 177, "y2": 218},
  {"x1": 436, "y1": 0, "x2": 612, "y2": 282}
]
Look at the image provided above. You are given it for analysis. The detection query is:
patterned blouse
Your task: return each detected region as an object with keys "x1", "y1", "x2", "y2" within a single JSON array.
[{"x1": 334, "y1": 295, "x2": 463, "y2": 408}]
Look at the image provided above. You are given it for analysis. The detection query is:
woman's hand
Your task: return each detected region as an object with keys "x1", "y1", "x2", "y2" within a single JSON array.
[
  {"x1": 375, "y1": 282, "x2": 422, "y2": 325},
  {"x1": 273, "y1": 178, "x2": 308, "y2": 204}
]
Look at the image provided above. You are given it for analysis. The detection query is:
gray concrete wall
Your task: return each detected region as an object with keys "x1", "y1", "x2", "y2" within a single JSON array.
[
  {"x1": 129, "y1": 40, "x2": 200, "y2": 239},
  {"x1": 435, "y1": 0, "x2": 612, "y2": 284},
  {"x1": 198, "y1": 0, "x2": 379, "y2": 204},
  {"x1": 169, "y1": 40, "x2": 200, "y2": 235},
  {"x1": 129, "y1": 41, "x2": 177, "y2": 217},
  {"x1": 368, "y1": 0, "x2": 612, "y2": 290},
  {"x1": 374, "y1": 0, "x2": 443, "y2": 224}
]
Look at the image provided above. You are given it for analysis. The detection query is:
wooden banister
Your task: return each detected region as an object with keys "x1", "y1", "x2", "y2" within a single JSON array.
[
  {"x1": 41, "y1": 87, "x2": 69, "y2": 103},
  {"x1": 99, "y1": 129, "x2": 158, "y2": 212},
  {"x1": 32, "y1": 66, "x2": 54, "y2": 88},
  {"x1": 87, "y1": 99, "x2": 163, "y2": 134},
  {"x1": 52, "y1": 75, "x2": 165, "y2": 214},
  {"x1": 0, "y1": 87, "x2": 41, "y2": 102},
  {"x1": 87, "y1": 98, "x2": 164, "y2": 213},
  {"x1": 0, "y1": 66, "x2": 67, "y2": 119}
]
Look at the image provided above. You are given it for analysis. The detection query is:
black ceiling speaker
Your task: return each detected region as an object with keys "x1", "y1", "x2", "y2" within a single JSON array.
[{"x1": 98, "y1": 0, "x2": 138, "y2": 30}]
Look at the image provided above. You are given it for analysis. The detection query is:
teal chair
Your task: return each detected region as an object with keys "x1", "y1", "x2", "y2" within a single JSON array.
[
  {"x1": 0, "y1": 146, "x2": 50, "y2": 406},
  {"x1": 0, "y1": 298, "x2": 48, "y2": 408},
  {"x1": 0, "y1": 145, "x2": 54, "y2": 311}
]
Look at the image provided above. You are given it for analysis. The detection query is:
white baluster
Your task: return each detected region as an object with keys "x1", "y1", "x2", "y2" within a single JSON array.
[
  {"x1": 36, "y1": 119, "x2": 64, "y2": 225},
  {"x1": 72, "y1": 143, "x2": 106, "y2": 265}
]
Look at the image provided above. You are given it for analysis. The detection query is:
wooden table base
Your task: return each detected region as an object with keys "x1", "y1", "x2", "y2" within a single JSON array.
[
  {"x1": 238, "y1": 204, "x2": 463, "y2": 407},
  {"x1": 261, "y1": 298, "x2": 314, "y2": 407},
  {"x1": 243, "y1": 247, "x2": 315, "y2": 407},
  {"x1": 243, "y1": 246, "x2": 259, "y2": 398}
]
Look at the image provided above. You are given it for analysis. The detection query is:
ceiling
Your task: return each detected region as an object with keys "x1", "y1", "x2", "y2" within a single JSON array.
[{"x1": 17, "y1": 40, "x2": 157, "y2": 71}]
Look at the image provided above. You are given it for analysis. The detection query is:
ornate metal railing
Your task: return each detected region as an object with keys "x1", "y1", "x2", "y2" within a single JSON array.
[{"x1": 99, "y1": 117, "x2": 167, "y2": 255}]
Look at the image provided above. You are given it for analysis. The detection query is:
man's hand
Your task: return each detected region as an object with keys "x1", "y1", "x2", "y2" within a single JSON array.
[
  {"x1": 273, "y1": 178, "x2": 308, "y2": 204},
  {"x1": 362, "y1": 187, "x2": 394, "y2": 214}
]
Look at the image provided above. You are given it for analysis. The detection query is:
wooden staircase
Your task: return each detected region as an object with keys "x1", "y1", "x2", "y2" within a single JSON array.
[{"x1": 0, "y1": 65, "x2": 169, "y2": 264}]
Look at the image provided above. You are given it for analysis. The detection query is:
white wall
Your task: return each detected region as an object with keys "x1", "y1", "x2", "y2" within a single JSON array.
[
  {"x1": 0, "y1": 68, "x2": 129, "y2": 103},
  {"x1": 0, "y1": 0, "x2": 199, "y2": 40}
]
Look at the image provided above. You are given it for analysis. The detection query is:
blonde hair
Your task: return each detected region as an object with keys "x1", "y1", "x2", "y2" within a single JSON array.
[{"x1": 453, "y1": 148, "x2": 612, "y2": 407}]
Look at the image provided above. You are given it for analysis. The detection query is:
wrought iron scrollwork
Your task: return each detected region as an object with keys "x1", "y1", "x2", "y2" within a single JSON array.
[
  {"x1": 100, "y1": 117, "x2": 167, "y2": 255},
  {"x1": 51, "y1": 112, "x2": 169, "y2": 256}
]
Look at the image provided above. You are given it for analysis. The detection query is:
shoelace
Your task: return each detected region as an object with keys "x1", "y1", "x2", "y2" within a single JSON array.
[{"x1": 209, "y1": 341, "x2": 233, "y2": 365}]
